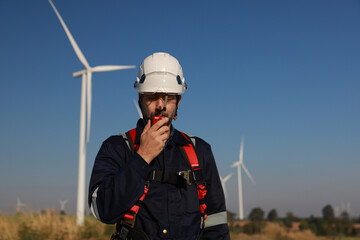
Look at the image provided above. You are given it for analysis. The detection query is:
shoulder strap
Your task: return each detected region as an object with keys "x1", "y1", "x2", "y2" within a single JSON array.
[
  {"x1": 179, "y1": 132, "x2": 199, "y2": 169},
  {"x1": 116, "y1": 128, "x2": 148, "y2": 239},
  {"x1": 120, "y1": 128, "x2": 140, "y2": 154},
  {"x1": 119, "y1": 133, "x2": 130, "y2": 150},
  {"x1": 179, "y1": 131, "x2": 208, "y2": 233},
  {"x1": 127, "y1": 128, "x2": 139, "y2": 153}
]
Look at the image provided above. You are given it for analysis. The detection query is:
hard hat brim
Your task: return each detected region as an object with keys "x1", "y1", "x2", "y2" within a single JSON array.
[{"x1": 136, "y1": 73, "x2": 185, "y2": 95}]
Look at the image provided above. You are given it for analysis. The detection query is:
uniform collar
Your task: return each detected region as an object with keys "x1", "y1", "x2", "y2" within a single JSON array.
[{"x1": 134, "y1": 119, "x2": 191, "y2": 146}]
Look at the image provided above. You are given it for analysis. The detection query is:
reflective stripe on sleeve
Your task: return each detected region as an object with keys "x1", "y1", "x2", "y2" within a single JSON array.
[
  {"x1": 204, "y1": 211, "x2": 228, "y2": 228},
  {"x1": 90, "y1": 187, "x2": 100, "y2": 220}
]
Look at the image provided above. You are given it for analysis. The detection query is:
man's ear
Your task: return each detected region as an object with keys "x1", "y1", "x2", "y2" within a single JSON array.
[
  {"x1": 138, "y1": 93, "x2": 143, "y2": 111},
  {"x1": 177, "y1": 96, "x2": 182, "y2": 107}
]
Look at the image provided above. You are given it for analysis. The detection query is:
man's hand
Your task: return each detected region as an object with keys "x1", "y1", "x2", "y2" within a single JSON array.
[{"x1": 137, "y1": 117, "x2": 170, "y2": 164}]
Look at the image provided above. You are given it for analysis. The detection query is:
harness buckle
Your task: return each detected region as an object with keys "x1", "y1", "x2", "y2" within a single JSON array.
[
  {"x1": 110, "y1": 232, "x2": 120, "y2": 240},
  {"x1": 178, "y1": 170, "x2": 192, "y2": 186}
]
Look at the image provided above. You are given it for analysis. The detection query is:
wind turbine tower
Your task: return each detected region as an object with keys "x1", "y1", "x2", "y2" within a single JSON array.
[
  {"x1": 334, "y1": 206, "x2": 340, "y2": 217},
  {"x1": 16, "y1": 197, "x2": 26, "y2": 214},
  {"x1": 220, "y1": 173, "x2": 233, "y2": 207},
  {"x1": 231, "y1": 137, "x2": 255, "y2": 220},
  {"x1": 346, "y1": 202, "x2": 351, "y2": 216},
  {"x1": 49, "y1": 0, "x2": 136, "y2": 225}
]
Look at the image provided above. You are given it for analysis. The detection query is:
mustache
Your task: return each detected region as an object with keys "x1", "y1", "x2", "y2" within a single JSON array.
[{"x1": 154, "y1": 109, "x2": 168, "y2": 117}]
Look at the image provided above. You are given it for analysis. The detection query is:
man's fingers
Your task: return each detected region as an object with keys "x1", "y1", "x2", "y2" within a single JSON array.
[
  {"x1": 143, "y1": 120, "x2": 151, "y2": 133},
  {"x1": 157, "y1": 125, "x2": 170, "y2": 135},
  {"x1": 158, "y1": 126, "x2": 171, "y2": 141},
  {"x1": 152, "y1": 117, "x2": 169, "y2": 129},
  {"x1": 159, "y1": 132, "x2": 170, "y2": 143}
]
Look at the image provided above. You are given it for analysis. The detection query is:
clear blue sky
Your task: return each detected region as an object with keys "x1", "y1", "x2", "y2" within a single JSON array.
[{"x1": 1, "y1": 0, "x2": 359, "y2": 218}]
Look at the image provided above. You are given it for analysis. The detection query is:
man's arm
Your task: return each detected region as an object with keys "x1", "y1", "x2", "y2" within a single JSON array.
[
  {"x1": 195, "y1": 138, "x2": 230, "y2": 240},
  {"x1": 88, "y1": 118, "x2": 170, "y2": 224},
  {"x1": 88, "y1": 136, "x2": 152, "y2": 224}
]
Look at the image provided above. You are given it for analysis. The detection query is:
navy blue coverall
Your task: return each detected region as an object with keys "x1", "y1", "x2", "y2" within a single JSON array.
[{"x1": 88, "y1": 120, "x2": 230, "y2": 240}]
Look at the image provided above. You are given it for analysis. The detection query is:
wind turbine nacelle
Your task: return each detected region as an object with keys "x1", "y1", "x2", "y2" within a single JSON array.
[
  {"x1": 73, "y1": 70, "x2": 85, "y2": 78},
  {"x1": 231, "y1": 161, "x2": 241, "y2": 168}
]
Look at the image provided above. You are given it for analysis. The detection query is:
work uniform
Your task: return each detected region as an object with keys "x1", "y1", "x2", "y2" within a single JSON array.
[{"x1": 88, "y1": 120, "x2": 230, "y2": 240}]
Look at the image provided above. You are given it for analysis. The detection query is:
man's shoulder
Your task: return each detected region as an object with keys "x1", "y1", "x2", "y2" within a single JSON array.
[
  {"x1": 175, "y1": 129, "x2": 211, "y2": 149},
  {"x1": 102, "y1": 134, "x2": 127, "y2": 145}
]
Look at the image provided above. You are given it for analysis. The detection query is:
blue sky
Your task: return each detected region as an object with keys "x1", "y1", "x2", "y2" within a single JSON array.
[{"x1": 0, "y1": 0, "x2": 359, "y2": 218}]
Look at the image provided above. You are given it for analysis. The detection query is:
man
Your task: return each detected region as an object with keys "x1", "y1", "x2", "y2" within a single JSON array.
[{"x1": 88, "y1": 52, "x2": 230, "y2": 240}]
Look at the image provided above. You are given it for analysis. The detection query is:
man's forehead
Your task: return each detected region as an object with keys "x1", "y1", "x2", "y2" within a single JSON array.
[{"x1": 143, "y1": 93, "x2": 176, "y2": 96}]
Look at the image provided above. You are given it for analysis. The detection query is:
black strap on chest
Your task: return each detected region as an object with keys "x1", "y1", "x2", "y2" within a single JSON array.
[{"x1": 148, "y1": 169, "x2": 195, "y2": 188}]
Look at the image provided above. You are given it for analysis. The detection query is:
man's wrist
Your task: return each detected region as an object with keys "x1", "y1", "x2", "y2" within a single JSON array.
[
  {"x1": 130, "y1": 153, "x2": 152, "y2": 179},
  {"x1": 136, "y1": 149, "x2": 152, "y2": 164}
]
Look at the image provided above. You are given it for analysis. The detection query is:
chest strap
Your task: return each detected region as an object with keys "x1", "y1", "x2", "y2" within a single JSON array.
[{"x1": 148, "y1": 169, "x2": 195, "y2": 188}]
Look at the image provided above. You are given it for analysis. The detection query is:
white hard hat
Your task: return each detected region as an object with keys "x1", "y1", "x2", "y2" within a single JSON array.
[{"x1": 134, "y1": 52, "x2": 187, "y2": 95}]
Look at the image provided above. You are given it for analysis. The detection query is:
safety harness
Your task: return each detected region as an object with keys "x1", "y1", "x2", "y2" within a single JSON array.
[{"x1": 110, "y1": 128, "x2": 207, "y2": 240}]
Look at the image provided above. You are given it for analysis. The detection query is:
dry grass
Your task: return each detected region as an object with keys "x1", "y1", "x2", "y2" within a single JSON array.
[
  {"x1": 0, "y1": 210, "x2": 114, "y2": 240},
  {"x1": 1, "y1": 213, "x2": 359, "y2": 240},
  {"x1": 230, "y1": 222, "x2": 359, "y2": 240}
]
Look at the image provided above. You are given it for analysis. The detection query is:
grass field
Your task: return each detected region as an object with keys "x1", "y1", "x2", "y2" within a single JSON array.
[{"x1": 1, "y1": 211, "x2": 359, "y2": 240}]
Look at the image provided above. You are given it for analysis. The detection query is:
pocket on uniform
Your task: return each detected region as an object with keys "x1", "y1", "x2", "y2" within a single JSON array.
[{"x1": 184, "y1": 185, "x2": 201, "y2": 214}]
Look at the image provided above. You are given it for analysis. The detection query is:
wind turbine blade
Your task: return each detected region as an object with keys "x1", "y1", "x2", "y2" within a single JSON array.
[
  {"x1": 223, "y1": 173, "x2": 233, "y2": 183},
  {"x1": 133, "y1": 99, "x2": 143, "y2": 118},
  {"x1": 86, "y1": 71, "x2": 92, "y2": 143},
  {"x1": 239, "y1": 137, "x2": 244, "y2": 163},
  {"x1": 91, "y1": 65, "x2": 136, "y2": 72},
  {"x1": 48, "y1": 0, "x2": 90, "y2": 69},
  {"x1": 241, "y1": 162, "x2": 255, "y2": 184}
]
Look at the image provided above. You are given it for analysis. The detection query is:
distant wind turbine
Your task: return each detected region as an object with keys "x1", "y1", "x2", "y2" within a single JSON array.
[
  {"x1": 49, "y1": 0, "x2": 135, "y2": 225},
  {"x1": 16, "y1": 197, "x2": 25, "y2": 214},
  {"x1": 346, "y1": 202, "x2": 351, "y2": 216},
  {"x1": 220, "y1": 173, "x2": 233, "y2": 207},
  {"x1": 334, "y1": 206, "x2": 340, "y2": 217},
  {"x1": 133, "y1": 99, "x2": 143, "y2": 118},
  {"x1": 59, "y1": 200, "x2": 68, "y2": 211},
  {"x1": 231, "y1": 137, "x2": 255, "y2": 220}
]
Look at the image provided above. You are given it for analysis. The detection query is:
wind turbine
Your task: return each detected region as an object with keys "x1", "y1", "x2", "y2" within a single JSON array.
[
  {"x1": 16, "y1": 197, "x2": 25, "y2": 214},
  {"x1": 346, "y1": 202, "x2": 351, "y2": 216},
  {"x1": 231, "y1": 137, "x2": 255, "y2": 220},
  {"x1": 334, "y1": 206, "x2": 340, "y2": 217},
  {"x1": 133, "y1": 98, "x2": 143, "y2": 118},
  {"x1": 49, "y1": 0, "x2": 136, "y2": 225},
  {"x1": 59, "y1": 200, "x2": 68, "y2": 215},
  {"x1": 220, "y1": 173, "x2": 233, "y2": 207}
]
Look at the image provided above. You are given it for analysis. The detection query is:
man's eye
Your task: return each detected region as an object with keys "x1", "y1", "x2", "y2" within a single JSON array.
[{"x1": 146, "y1": 95, "x2": 156, "y2": 101}]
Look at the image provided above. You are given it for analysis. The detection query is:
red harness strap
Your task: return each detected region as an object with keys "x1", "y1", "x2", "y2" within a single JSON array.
[
  {"x1": 123, "y1": 184, "x2": 149, "y2": 221},
  {"x1": 128, "y1": 128, "x2": 139, "y2": 152},
  {"x1": 180, "y1": 132, "x2": 208, "y2": 220},
  {"x1": 119, "y1": 129, "x2": 146, "y2": 227}
]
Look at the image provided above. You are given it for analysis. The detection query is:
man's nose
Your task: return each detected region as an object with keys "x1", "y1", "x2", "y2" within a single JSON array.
[{"x1": 155, "y1": 97, "x2": 165, "y2": 109}]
